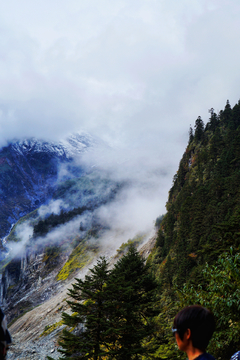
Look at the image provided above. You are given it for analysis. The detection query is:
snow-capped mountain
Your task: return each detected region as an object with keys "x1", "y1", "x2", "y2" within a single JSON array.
[
  {"x1": 11, "y1": 132, "x2": 98, "y2": 158},
  {"x1": 0, "y1": 133, "x2": 98, "y2": 239}
]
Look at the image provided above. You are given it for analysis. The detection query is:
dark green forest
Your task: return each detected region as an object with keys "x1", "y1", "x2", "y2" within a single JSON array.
[
  {"x1": 147, "y1": 100, "x2": 240, "y2": 359},
  {"x1": 51, "y1": 247, "x2": 159, "y2": 360},
  {"x1": 33, "y1": 206, "x2": 90, "y2": 236}
]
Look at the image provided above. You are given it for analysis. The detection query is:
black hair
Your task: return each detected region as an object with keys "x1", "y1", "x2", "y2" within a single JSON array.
[{"x1": 173, "y1": 305, "x2": 215, "y2": 351}]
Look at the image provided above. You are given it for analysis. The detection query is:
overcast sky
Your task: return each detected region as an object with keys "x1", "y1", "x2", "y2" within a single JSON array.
[{"x1": 1, "y1": 0, "x2": 240, "y2": 221}]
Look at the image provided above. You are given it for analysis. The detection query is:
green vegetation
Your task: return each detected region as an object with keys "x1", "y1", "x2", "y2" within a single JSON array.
[
  {"x1": 57, "y1": 240, "x2": 99, "y2": 281},
  {"x1": 180, "y1": 248, "x2": 240, "y2": 359},
  {"x1": 155, "y1": 215, "x2": 164, "y2": 229},
  {"x1": 57, "y1": 246, "x2": 158, "y2": 360},
  {"x1": 146, "y1": 99, "x2": 240, "y2": 358},
  {"x1": 58, "y1": 257, "x2": 111, "y2": 359},
  {"x1": 53, "y1": 172, "x2": 123, "y2": 211},
  {"x1": 114, "y1": 234, "x2": 146, "y2": 258},
  {"x1": 33, "y1": 206, "x2": 89, "y2": 237},
  {"x1": 5, "y1": 100, "x2": 240, "y2": 359},
  {"x1": 41, "y1": 320, "x2": 64, "y2": 337},
  {"x1": 107, "y1": 246, "x2": 159, "y2": 359}
]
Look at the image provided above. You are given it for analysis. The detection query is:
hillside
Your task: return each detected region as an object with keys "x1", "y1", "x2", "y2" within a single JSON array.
[
  {"x1": 0, "y1": 169, "x2": 125, "y2": 319},
  {"x1": 2, "y1": 101, "x2": 240, "y2": 359},
  {"x1": 0, "y1": 133, "x2": 97, "y2": 240},
  {"x1": 5, "y1": 234, "x2": 157, "y2": 360},
  {"x1": 148, "y1": 100, "x2": 240, "y2": 359},
  {"x1": 150, "y1": 100, "x2": 240, "y2": 283}
]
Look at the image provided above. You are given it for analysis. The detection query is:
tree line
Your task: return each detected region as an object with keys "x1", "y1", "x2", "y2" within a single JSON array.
[{"x1": 33, "y1": 206, "x2": 90, "y2": 236}]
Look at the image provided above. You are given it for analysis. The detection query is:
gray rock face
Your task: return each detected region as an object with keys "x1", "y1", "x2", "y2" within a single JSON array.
[{"x1": 1, "y1": 247, "x2": 69, "y2": 324}]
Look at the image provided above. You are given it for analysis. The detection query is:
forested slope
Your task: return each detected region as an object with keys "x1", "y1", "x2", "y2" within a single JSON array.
[{"x1": 148, "y1": 100, "x2": 240, "y2": 359}]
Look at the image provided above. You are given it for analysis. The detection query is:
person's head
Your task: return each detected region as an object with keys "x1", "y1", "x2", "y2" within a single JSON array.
[{"x1": 173, "y1": 305, "x2": 215, "y2": 352}]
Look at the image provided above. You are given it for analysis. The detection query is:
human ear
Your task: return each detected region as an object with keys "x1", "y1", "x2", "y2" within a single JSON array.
[{"x1": 185, "y1": 328, "x2": 191, "y2": 340}]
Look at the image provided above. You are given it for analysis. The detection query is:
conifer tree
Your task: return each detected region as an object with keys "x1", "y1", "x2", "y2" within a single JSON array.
[
  {"x1": 207, "y1": 108, "x2": 219, "y2": 132},
  {"x1": 222, "y1": 99, "x2": 232, "y2": 122},
  {"x1": 232, "y1": 101, "x2": 240, "y2": 129},
  {"x1": 58, "y1": 257, "x2": 110, "y2": 360},
  {"x1": 188, "y1": 125, "x2": 194, "y2": 144},
  {"x1": 106, "y1": 245, "x2": 158, "y2": 360},
  {"x1": 57, "y1": 247, "x2": 158, "y2": 360},
  {"x1": 194, "y1": 116, "x2": 205, "y2": 141}
]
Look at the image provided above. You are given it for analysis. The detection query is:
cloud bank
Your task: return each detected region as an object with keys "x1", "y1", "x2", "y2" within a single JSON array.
[
  {"x1": 2, "y1": 0, "x2": 240, "y2": 255},
  {"x1": 0, "y1": 0, "x2": 239, "y2": 148}
]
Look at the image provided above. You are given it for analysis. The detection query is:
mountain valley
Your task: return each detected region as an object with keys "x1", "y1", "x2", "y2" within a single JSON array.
[{"x1": 1, "y1": 100, "x2": 240, "y2": 359}]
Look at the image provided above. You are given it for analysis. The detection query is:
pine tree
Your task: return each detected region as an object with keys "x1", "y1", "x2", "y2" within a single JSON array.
[
  {"x1": 221, "y1": 99, "x2": 232, "y2": 126},
  {"x1": 57, "y1": 248, "x2": 158, "y2": 360},
  {"x1": 107, "y1": 245, "x2": 158, "y2": 360},
  {"x1": 194, "y1": 116, "x2": 205, "y2": 142},
  {"x1": 207, "y1": 108, "x2": 219, "y2": 132},
  {"x1": 232, "y1": 101, "x2": 240, "y2": 129},
  {"x1": 58, "y1": 257, "x2": 110, "y2": 360},
  {"x1": 188, "y1": 125, "x2": 194, "y2": 144}
]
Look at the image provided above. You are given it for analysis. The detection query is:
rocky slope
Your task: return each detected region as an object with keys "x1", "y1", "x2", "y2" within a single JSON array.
[
  {"x1": 0, "y1": 169, "x2": 124, "y2": 315},
  {"x1": 6, "y1": 234, "x2": 156, "y2": 360}
]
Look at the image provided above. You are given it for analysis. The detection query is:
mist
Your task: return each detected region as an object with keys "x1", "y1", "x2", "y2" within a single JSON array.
[
  {"x1": 38, "y1": 199, "x2": 68, "y2": 218},
  {"x1": 6, "y1": 222, "x2": 33, "y2": 258},
  {"x1": 2, "y1": 0, "x2": 240, "y2": 259},
  {"x1": 6, "y1": 143, "x2": 169, "y2": 261},
  {"x1": 0, "y1": 0, "x2": 240, "y2": 150},
  {"x1": 1, "y1": 0, "x2": 239, "y2": 202}
]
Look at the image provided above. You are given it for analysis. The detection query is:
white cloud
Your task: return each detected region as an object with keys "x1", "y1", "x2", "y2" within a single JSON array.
[
  {"x1": 7, "y1": 222, "x2": 33, "y2": 258},
  {"x1": 0, "y1": 0, "x2": 239, "y2": 145},
  {"x1": 1, "y1": 0, "x2": 240, "y2": 240},
  {"x1": 38, "y1": 199, "x2": 67, "y2": 218}
]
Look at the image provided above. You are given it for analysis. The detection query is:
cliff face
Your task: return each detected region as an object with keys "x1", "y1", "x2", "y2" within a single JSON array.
[{"x1": 0, "y1": 246, "x2": 69, "y2": 324}]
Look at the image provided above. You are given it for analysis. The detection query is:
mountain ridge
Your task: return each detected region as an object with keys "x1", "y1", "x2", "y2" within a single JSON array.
[
  {"x1": 146, "y1": 99, "x2": 240, "y2": 359},
  {"x1": 0, "y1": 132, "x2": 99, "y2": 240}
]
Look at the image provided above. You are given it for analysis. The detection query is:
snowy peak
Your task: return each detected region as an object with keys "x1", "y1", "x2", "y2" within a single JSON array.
[
  {"x1": 0, "y1": 132, "x2": 100, "y2": 239},
  {"x1": 60, "y1": 132, "x2": 99, "y2": 158},
  {"x1": 10, "y1": 132, "x2": 97, "y2": 159}
]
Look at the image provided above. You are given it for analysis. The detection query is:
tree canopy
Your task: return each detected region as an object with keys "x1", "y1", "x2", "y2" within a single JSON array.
[{"x1": 57, "y1": 246, "x2": 158, "y2": 360}]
